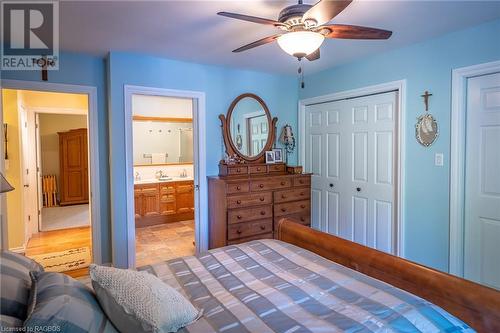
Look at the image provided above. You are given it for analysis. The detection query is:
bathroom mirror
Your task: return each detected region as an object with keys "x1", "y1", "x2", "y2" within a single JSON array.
[
  {"x1": 220, "y1": 93, "x2": 277, "y2": 163},
  {"x1": 132, "y1": 116, "x2": 193, "y2": 165}
]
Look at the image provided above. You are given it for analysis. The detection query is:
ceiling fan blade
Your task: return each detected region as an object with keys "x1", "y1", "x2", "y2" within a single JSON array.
[
  {"x1": 322, "y1": 24, "x2": 392, "y2": 39},
  {"x1": 302, "y1": 0, "x2": 352, "y2": 27},
  {"x1": 232, "y1": 35, "x2": 281, "y2": 53},
  {"x1": 218, "y1": 12, "x2": 286, "y2": 27},
  {"x1": 306, "y1": 48, "x2": 320, "y2": 61}
]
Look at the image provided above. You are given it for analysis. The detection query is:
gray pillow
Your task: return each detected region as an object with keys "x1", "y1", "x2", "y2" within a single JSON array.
[
  {"x1": 0, "y1": 250, "x2": 44, "y2": 320},
  {"x1": 25, "y1": 271, "x2": 118, "y2": 333},
  {"x1": 89, "y1": 264, "x2": 201, "y2": 333}
]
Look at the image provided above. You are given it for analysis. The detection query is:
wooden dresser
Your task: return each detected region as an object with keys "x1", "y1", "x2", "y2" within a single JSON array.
[{"x1": 208, "y1": 167, "x2": 311, "y2": 249}]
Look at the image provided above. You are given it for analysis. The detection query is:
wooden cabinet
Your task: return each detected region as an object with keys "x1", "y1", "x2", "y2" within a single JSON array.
[
  {"x1": 134, "y1": 180, "x2": 194, "y2": 227},
  {"x1": 58, "y1": 128, "x2": 88, "y2": 206},
  {"x1": 208, "y1": 173, "x2": 311, "y2": 248}
]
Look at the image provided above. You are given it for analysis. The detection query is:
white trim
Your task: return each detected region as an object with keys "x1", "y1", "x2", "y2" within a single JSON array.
[
  {"x1": 1, "y1": 79, "x2": 102, "y2": 264},
  {"x1": 123, "y1": 85, "x2": 207, "y2": 268},
  {"x1": 298, "y1": 80, "x2": 406, "y2": 257},
  {"x1": 9, "y1": 246, "x2": 26, "y2": 254},
  {"x1": 449, "y1": 60, "x2": 500, "y2": 276},
  {"x1": 28, "y1": 106, "x2": 87, "y2": 115}
]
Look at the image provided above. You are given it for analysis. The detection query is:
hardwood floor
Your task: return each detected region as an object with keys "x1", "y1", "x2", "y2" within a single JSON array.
[
  {"x1": 136, "y1": 220, "x2": 195, "y2": 267},
  {"x1": 24, "y1": 220, "x2": 195, "y2": 277},
  {"x1": 25, "y1": 226, "x2": 92, "y2": 278}
]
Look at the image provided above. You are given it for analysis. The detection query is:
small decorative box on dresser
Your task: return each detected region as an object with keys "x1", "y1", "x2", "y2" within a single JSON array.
[
  {"x1": 208, "y1": 169, "x2": 311, "y2": 248},
  {"x1": 210, "y1": 92, "x2": 311, "y2": 249}
]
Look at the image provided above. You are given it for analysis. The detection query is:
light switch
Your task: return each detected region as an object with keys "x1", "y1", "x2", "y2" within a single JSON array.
[{"x1": 435, "y1": 153, "x2": 444, "y2": 167}]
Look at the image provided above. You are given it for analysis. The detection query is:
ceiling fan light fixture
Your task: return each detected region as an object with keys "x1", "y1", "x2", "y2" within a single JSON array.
[{"x1": 277, "y1": 31, "x2": 324, "y2": 58}]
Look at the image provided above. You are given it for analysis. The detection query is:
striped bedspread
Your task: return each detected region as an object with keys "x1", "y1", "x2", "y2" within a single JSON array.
[{"x1": 138, "y1": 239, "x2": 473, "y2": 333}]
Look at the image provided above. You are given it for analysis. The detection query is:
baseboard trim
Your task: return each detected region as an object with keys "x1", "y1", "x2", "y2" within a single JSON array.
[{"x1": 9, "y1": 246, "x2": 26, "y2": 254}]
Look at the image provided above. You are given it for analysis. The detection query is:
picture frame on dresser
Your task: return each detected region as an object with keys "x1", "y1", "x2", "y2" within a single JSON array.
[
  {"x1": 273, "y1": 148, "x2": 283, "y2": 163},
  {"x1": 265, "y1": 151, "x2": 275, "y2": 164}
]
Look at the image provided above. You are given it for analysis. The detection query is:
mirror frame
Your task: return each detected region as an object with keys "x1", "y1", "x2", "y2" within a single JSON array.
[{"x1": 219, "y1": 93, "x2": 277, "y2": 163}]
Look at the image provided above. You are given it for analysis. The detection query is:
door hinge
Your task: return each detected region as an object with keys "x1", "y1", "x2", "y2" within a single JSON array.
[
  {"x1": 194, "y1": 184, "x2": 200, "y2": 191},
  {"x1": 24, "y1": 122, "x2": 27, "y2": 128},
  {"x1": 38, "y1": 210, "x2": 41, "y2": 216},
  {"x1": 28, "y1": 215, "x2": 30, "y2": 221}
]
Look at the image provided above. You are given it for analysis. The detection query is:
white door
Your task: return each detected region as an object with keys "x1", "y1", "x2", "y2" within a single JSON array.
[
  {"x1": 304, "y1": 91, "x2": 397, "y2": 253},
  {"x1": 464, "y1": 72, "x2": 500, "y2": 289}
]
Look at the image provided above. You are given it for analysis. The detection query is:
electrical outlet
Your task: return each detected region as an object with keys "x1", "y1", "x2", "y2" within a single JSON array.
[{"x1": 435, "y1": 153, "x2": 444, "y2": 167}]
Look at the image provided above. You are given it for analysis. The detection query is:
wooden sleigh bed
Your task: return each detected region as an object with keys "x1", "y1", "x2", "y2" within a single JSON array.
[{"x1": 276, "y1": 218, "x2": 500, "y2": 332}]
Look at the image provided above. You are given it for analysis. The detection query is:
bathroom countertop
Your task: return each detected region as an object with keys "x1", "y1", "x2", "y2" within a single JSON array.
[{"x1": 134, "y1": 176, "x2": 194, "y2": 185}]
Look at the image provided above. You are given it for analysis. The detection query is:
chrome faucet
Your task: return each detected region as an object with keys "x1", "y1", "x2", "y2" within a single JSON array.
[
  {"x1": 155, "y1": 170, "x2": 163, "y2": 179},
  {"x1": 135, "y1": 172, "x2": 141, "y2": 181},
  {"x1": 180, "y1": 169, "x2": 187, "y2": 178}
]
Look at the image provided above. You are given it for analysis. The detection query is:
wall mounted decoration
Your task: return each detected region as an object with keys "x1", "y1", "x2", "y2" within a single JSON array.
[
  {"x1": 416, "y1": 91, "x2": 438, "y2": 147},
  {"x1": 279, "y1": 124, "x2": 295, "y2": 164}
]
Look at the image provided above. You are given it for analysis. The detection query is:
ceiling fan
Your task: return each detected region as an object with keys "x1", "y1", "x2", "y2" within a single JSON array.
[{"x1": 218, "y1": 0, "x2": 392, "y2": 61}]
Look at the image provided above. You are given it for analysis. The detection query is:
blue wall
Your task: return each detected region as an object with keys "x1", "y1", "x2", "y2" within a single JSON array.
[
  {"x1": 299, "y1": 19, "x2": 500, "y2": 271},
  {"x1": 107, "y1": 52, "x2": 298, "y2": 267},
  {"x1": 1, "y1": 52, "x2": 112, "y2": 263}
]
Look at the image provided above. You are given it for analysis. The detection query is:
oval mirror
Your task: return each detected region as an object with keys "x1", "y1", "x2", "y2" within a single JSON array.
[
  {"x1": 415, "y1": 113, "x2": 438, "y2": 147},
  {"x1": 227, "y1": 94, "x2": 271, "y2": 158}
]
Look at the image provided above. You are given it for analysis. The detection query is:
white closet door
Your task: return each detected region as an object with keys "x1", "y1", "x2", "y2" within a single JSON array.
[
  {"x1": 464, "y1": 72, "x2": 500, "y2": 290},
  {"x1": 304, "y1": 91, "x2": 397, "y2": 253}
]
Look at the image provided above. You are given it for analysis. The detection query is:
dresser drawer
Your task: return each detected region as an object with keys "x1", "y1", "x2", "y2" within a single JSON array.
[
  {"x1": 268, "y1": 164, "x2": 286, "y2": 173},
  {"x1": 226, "y1": 181, "x2": 249, "y2": 194},
  {"x1": 250, "y1": 177, "x2": 292, "y2": 191},
  {"x1": 227, "y1": 232, "x2": 273, "y2": 245},
  {"x1": 274, "y1": 212, "x2": 310, "y2": 230},
  {"x1": 227, "y1": 192, "x2": 272, "y2": 209},
  {"x1": 228, "y1": 166, "x2": 248, "y2": 175},
  {"x1": 274, "y1": 188, "x2": 310, "y2": 203},
  {"x1": 249, "y1": 165, "x2": 267, "y2": 174},
  {"x1": 228, "y1": 205, "x2": 272, "y2": 224},
  {"x1": 293, "y1": 176, "x2": 311, "y2": 187},
  {"x1": 274, "y1": 200, "x2": 310, "y2": 217},
  {"x1": 228, "y1": 219, "x2": 272, "y2": 240}
]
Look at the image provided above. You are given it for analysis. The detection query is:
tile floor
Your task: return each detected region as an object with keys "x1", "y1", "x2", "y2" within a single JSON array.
[{"x1": 135, "y1": 220, "x2": 195, "y2": 267}]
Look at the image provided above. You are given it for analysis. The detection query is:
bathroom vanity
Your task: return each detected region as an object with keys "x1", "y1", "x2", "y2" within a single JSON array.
[{"x1": 134, "y1": 178, "x2": 194, "y2": 227}]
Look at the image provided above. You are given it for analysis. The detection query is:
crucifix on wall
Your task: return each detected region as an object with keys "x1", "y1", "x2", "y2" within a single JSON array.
[{"x1": 421, "y1": 90, "x2": 433, "y2": 112}]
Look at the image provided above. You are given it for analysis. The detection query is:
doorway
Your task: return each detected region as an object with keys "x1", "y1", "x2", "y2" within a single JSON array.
[
  {"x1": 299, "y1": 81, "x2": 405, "y2": 256},
  {"x1": 1, "y1": 80, "x2": 101, "y2": 275},
  {"x1": 450, "y1": 62, "x2": 500, "y2": 290},
  {"x1": 124, "y1": 86, "x2": 206, "y2": 268}
]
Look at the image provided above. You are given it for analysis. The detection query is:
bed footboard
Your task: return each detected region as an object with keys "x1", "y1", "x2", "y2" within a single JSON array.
[{"x1": 277, "y1": 218, "x2": 500, "y2": 332}]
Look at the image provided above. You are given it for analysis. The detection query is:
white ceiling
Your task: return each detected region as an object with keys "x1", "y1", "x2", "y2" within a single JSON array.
[{"x1": 60, "y1": 1, "x2": 500, "y2": 74}]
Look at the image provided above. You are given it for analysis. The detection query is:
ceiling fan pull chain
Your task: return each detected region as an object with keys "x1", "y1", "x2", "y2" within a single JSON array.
[{"x1": 297, "y1": 60, "x2": 305, "y2": 89}]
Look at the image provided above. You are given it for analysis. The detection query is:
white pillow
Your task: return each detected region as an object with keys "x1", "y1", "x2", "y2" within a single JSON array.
[{"x1": 89, "y1": 264, "x2": 201, "y2": 333}]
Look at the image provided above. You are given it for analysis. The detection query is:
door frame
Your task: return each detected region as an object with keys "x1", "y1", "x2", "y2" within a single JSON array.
[
  {"x1": 298, "y1": 80, "x2": 406, "y2": 257},
  {"x1": 0, "y1": 79, "x2": 102, "y2": 263},
  {"x1": 449, "y1": 60, "x2": 500, "y2": 276},
  {"x1": 123, "y1": 85, "x2": 207, "y2": 268}
]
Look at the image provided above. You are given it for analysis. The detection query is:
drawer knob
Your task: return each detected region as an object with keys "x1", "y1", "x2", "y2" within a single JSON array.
[
  {"x1": 257, "y1": 167, "x2": 261, "y2": 171},
  {"x1": 280, "y1": 181, "x2": 286, "y2": 185},
  {"x1": 300, "y1": 217, "x2": 305, "y2": 221},
  {"x1": 260, "y1": 225, "x2": 266, "y2": 230},
  {"x1": 259, "y1": 197, "x2": 265, "y2": 201},
  {"x1": 260, "y1": 211, "x2": 266, "y2": 215},
  {"x1": 299, "y1": 180, "x2": 304, "y2": 184},
  {"x1": 281, "y1": 208, "x2": 286, "y2": 212},
  {"x1": 236, "y1": 200, "x2": 241, "y2": 204},
  {"x1": 237, "y1": 230, "x2": 242, "y2": 234},
  {"x1": 237, "y1": 215, "x2": 242, "y2": 219},
  {"x1": 236, "y1": 168, "x2": 241, "y2": 173},
  {"x1": 300, "y1": 192, "x2": 304, "y2": 196},
  {"x1": 259, "y1": 184, "x2": 264, "y2": 188},
  {"x1": 301, "y1": 204, "x2": 305, "y2": 208},
  {"x1": 236, "y1": 186, "x2": 241, "y2": 190},
  {"x1": 281, "y1": 194, "x2": 286, "y2": 199}
]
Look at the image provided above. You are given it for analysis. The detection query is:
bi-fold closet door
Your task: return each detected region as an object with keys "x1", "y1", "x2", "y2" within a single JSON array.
[{"x1": 304, "y1": 91, "x2": 397, "y2": 254}]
